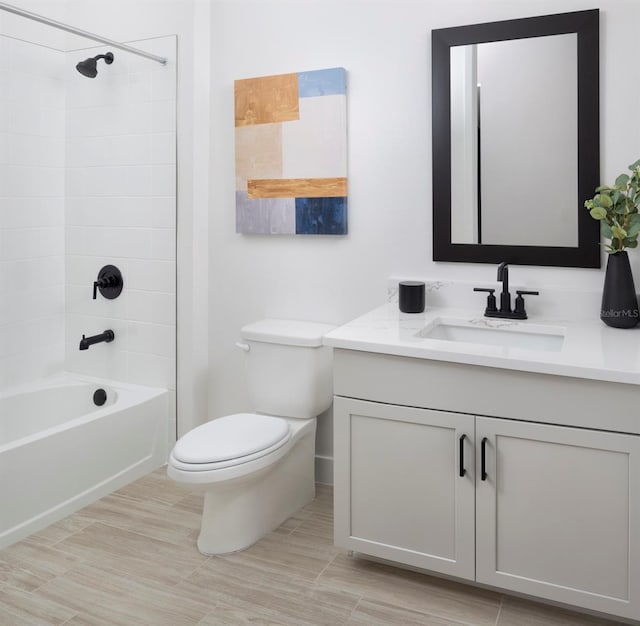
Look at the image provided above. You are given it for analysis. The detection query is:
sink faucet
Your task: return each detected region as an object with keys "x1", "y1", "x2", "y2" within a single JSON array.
[
  {"x1": 474, "y1": 263, "x2": 539, "y2": 320},
  {"x1": 79, "y1": 329, "x2": 115, "y2": 351}
]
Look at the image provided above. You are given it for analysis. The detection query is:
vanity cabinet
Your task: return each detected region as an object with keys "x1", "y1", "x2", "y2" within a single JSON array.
[
  {"x1": 475, "y1": 415, "x2": 639, "y2": 613},
  {"x1": 334, "y1": 397, "x2": 475, "y2": 580},
  {"x1": 333, "y1": 349, "x2": 640, "y2": 622}
]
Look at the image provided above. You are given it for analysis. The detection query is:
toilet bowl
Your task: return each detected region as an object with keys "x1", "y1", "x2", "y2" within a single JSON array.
[{"x1": 167, "y1": 319, "x2": 334, "y2": 555}]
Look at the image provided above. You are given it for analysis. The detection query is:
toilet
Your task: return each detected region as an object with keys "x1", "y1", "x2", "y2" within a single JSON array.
[{"x1": 167, "y1": 318, "x2": 335, "y2": 555}]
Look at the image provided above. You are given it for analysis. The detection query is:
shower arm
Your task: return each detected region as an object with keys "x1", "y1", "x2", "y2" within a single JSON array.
[{"x1": 0, "y1": 1, "x2": 167, "y2": 65}]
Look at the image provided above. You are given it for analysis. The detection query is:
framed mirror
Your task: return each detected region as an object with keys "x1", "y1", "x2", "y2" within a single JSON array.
[{"x1": 432, "y1": 10, "x2": 600, "y2": 267}]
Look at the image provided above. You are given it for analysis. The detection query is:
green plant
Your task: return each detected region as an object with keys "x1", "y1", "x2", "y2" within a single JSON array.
[{"x1": 585, "y1": 159, "x2": 640, "y2": 253}]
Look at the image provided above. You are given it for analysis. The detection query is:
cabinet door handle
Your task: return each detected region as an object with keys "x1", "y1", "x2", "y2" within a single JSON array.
[
  {"x1": 481, "y1": 437, "x2": 488, "y2": 481},
  {"x1": 459, "y1": 434, "x2": 466, "y2": 477}
]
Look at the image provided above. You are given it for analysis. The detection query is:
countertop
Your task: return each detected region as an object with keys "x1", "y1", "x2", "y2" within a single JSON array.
[{"x1": 323, "y1": 303, "x2": 640, "y2": 385}]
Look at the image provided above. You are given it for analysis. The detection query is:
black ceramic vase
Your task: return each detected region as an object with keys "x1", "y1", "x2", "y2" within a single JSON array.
[{"x1": 600, "y1": 251, "x2": 639, "y2": 328}]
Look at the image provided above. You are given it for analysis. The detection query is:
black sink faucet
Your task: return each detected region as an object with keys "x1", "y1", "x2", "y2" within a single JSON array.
[
  {"x1": 474, "y1": 263, "x2": 539, "y2": 320},
  {"x1": 79, "y1": 329, "x2": 115, "y2": 351}
]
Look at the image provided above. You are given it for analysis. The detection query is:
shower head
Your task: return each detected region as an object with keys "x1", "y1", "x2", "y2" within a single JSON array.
[{"x1": 75, "y1": 52, "x2": 114, "y2": 78}]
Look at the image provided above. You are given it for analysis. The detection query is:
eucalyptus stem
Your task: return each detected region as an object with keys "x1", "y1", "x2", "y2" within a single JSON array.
[{"x1": 585, "y1": 159, "x2": 640, "y2": 254}]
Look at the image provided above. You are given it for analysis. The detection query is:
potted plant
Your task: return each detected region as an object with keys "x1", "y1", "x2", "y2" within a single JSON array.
[{"x1": 585, "y1": 159, "x2": 640, "y2": 328}]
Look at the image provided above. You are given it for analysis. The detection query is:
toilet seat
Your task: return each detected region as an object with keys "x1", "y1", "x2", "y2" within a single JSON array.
[{"x1": 170, "y1": 413, "x2": 291, "y2": 471}]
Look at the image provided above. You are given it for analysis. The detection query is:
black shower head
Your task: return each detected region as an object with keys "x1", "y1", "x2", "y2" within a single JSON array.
[{"x1": 76, "y1": 52, "x2": 114, "y2": 78}]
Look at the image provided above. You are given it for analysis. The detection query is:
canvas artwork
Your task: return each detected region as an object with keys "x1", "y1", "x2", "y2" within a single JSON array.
[{"x1": 235, "y1": 67, "x2": 348, "y2": 235}]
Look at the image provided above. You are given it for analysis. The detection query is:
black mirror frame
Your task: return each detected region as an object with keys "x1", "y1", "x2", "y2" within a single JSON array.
[{"x1": 432, "y1": 9, "x2": 600, "y2": 268}]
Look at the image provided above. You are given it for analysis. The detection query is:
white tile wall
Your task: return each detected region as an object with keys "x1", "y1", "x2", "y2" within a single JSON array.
[
  {"x1": 0, "y1": 37, "x2": 66, "y2": 389},
  {"x1": 0, "y1": 35, "x2": 177, "y2": 446},
  {"x1": 64, "y1": 37, "x2": 177, "y2": 443}
]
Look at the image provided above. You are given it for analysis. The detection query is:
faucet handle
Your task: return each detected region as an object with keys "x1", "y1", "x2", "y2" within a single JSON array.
[
  {"x1": 93, "y1": 265, "x2": 123, "y2": 300},
  {"x1": 473, "y1": 287, "x2": 498, "y2": 314},
  {"x1": 514, "y1": 290, "x2": 539, "y2": 317}
]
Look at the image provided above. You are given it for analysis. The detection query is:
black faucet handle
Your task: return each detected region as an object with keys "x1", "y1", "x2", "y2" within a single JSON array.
[
  {"x1": 93, "y1": 265, "x2": 123, "y2": 300},
  {"x1": 514, "y1": 290, "x2": 539, "y2": 317},
  {"x1": 473, "y1": 287, "x2": 498, "y2": 313}
]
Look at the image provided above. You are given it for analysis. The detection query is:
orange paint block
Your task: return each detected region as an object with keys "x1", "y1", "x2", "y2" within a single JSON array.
[
  {"x1": 235, "y1": 73, "x2": 300, "y2": 127},
  {"x1": 247, "y1": 177, "x2": 348, "y2": 199}
]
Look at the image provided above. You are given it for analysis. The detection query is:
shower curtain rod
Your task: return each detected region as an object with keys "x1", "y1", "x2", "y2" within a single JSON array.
[{"x1": 0, "y1": 1, "x2": 167, "y2": 65}]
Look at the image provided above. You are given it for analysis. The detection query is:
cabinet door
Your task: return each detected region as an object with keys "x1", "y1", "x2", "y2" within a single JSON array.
[
  {"x1": 476, "y1": 416, "x2": 640, "y2": 621},
  {"x1": 334, "y1": 396, "x2": 475, "y2": 579}
]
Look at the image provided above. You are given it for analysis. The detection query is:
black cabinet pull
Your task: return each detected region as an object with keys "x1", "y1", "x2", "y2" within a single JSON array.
[
  {"x1": 459, "y1": 434, "x2": 466, "y2": 477},
  {"x1": 481, "y1": 437, "x2": 488, "y2": 481}
]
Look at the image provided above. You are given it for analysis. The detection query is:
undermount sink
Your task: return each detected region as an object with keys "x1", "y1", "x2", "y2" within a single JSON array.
[{"x1": 417, "y1": 318, "x2": 565, "y2": 352}]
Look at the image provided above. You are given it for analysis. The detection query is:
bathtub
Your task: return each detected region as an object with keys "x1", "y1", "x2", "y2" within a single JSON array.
[{"x1": 0, "y1": 373, "x2": 168, "y2": 549}]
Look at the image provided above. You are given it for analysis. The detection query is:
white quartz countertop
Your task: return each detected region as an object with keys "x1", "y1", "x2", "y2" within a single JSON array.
[{"x1": 323, "y1": 303, "x2": 640, "y2": 385}]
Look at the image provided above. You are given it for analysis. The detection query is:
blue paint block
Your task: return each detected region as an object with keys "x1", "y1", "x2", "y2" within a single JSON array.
[
  {"x1": 298, "y1": 68, "x2": 346, "y2": 98},
  {"x1": 295, "y1": 197, "x2": 348, "y2": 235}
]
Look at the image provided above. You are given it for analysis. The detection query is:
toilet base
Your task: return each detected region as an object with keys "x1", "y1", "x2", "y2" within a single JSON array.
[{"x1": 196, "y1": 431, "x2": 316, "y2": 555}]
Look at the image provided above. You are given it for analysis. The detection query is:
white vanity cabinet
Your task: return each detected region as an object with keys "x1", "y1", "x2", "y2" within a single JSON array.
[
  {"x1": 334, "y1": 397, "x2": 476, "y2": 580},
  {"x1": 475, "y1": 416, "x2": 640, "y2": 616},
  {"x1": 332, "y1": 349, "x2": 640, "y2": 622}
]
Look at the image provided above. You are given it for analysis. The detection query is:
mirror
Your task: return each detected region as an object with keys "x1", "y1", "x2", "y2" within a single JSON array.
[{"x1": 432, "y1": 10, "x2": 600, "y2": 267}]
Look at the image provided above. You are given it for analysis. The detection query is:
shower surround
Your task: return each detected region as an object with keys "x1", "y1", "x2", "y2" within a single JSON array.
[
  {"x1": 0, "y1": 35, "x2": 66, "y2": 388},
  {"x1": 0, "y1": 32, "x2": 177, "y2": 444}
]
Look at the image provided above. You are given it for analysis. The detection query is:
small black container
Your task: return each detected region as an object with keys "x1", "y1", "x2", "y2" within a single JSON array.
[{"x1": 399, "y1": 281, "x2": 425, "y2": 313}]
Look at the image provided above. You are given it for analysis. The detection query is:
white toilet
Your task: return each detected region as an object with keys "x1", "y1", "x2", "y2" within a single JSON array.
[{"x1": 167, "y1": 318, "x2": 335, "y2": 555}]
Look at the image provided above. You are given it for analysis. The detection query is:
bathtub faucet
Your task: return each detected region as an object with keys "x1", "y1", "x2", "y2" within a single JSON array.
[{"x1": 79, "y1": 329, "x2": 115, "y2": 351}]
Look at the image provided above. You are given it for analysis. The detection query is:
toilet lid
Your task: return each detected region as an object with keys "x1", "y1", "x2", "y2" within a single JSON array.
[{"x1": 172, "y1": 413, "x2": 290, "y2": 464}]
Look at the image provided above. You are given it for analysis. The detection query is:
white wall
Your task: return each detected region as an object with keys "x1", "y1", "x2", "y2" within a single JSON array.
[
  {"x1": 0, "y1": 0, "x2": 67, "y2": 48},
  {"x1": 0, "y1": 36, "x2": 66, "y2": 389},
  {"x1": 208, "y1": 0, "x2": 640, "y2": 476}
]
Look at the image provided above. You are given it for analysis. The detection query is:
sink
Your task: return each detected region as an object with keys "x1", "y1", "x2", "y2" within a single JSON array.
[{"x1": 417, "y1": 318, "x2": 565, "y2": 352}]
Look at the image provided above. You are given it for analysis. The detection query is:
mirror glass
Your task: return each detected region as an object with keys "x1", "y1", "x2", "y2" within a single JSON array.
[
  {"x1": 450, "y1": 34, "x2": 577, "y2": 246},
  {"x1": 432, "y1": 10, "x2": 600, "y2": 267}
]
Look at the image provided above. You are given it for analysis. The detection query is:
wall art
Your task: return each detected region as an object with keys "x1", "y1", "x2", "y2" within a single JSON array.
[{"x1": 235, "y1": 67, "x2": 348, "y2": 235}]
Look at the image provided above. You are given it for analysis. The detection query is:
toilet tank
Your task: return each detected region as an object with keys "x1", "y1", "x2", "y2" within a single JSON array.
[{"x1": 240, "y1": 319, "x2": 336, "y2": 419}]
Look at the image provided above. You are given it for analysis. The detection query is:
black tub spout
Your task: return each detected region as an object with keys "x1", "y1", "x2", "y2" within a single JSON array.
[{"x1": 79, "y1": 329, "x2": 115, "y2": 351}]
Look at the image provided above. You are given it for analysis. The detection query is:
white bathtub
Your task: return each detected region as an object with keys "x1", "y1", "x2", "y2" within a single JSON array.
[{"x1": 0, "y1": 373, "x2": 168, "y2": 549}]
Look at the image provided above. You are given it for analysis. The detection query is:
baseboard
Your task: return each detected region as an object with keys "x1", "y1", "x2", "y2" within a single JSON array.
[{"x1": 314, "y1": 454, "x2": 333, "y2": 485}]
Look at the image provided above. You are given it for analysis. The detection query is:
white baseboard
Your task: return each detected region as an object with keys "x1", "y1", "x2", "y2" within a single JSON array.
[{"x1": 315, "y1": 454, "x2": 333, "y2": 485}]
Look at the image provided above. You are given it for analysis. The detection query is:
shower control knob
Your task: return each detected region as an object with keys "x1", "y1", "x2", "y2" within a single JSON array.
[{"x1": 93, "y1": 265, "x2": 123, "y2": 300}]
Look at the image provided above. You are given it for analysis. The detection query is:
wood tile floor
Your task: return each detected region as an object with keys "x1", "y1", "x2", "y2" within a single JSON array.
[{"x1": 0, "y1": 468, "x2": 624, "y2": 625}]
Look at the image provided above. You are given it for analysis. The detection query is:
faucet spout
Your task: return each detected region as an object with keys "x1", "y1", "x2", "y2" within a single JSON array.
[
  {"x1": 496, "y1": 262, "x2": 511, "y2": 313},
  {"x1": 79, "y1": 329, "x2": 115, "y2": 351},
  {"x1": 497, "y1": 262, "x2": 509, "y2": 290}
]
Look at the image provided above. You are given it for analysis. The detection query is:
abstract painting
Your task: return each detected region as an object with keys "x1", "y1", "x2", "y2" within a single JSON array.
[{"x1": 235, "y1": 67, "x2": 348, "y2": 235}]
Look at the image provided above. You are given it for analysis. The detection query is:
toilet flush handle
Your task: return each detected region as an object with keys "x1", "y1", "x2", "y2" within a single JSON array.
[{"x1": 235, "y1": 342, "x2": 250, "y2": 352}]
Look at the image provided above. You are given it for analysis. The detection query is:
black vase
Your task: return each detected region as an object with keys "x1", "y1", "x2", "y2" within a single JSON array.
[{"x1": 600, "y1": 251, "x2": 640, "y2": 328}]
